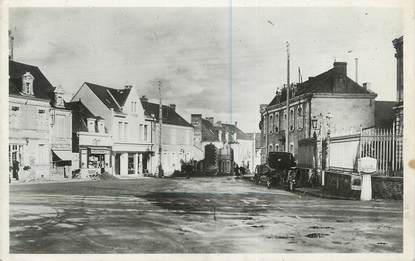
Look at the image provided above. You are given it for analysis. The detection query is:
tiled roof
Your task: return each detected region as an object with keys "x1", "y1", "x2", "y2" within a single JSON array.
[
  {"x1": 141, "y1": 101, "x2": 193, "y2": 128},
  {"x1": 65, "y1": 101, "x2": 99, "y2": 132},
  {"x1": 9, "y1": 60, "x2": 55, "y2": 100},
  {"x1": 375, "y1": 101, "x2": 395, "y2": 129},
  {"x1": 84, "y1": 82, "x2": 131, "y2": 113},
  {"x1": 269, "y1": 63, "x2": 376, "y2": 107}
]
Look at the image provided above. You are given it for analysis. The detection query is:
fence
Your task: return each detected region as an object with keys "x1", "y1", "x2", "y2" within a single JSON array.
[{"x1": 328, "y1": 127, "x2": 403, "y2": 176}]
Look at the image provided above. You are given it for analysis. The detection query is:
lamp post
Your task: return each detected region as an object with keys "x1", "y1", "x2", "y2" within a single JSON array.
[{"x1": 311, "y1": 112, "x2": 332, "y2": 186}]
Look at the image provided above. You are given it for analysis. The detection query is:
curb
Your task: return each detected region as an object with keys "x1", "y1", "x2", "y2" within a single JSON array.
[{"x1": 295, "y1": 188, "x2": 358, "y2": 200}]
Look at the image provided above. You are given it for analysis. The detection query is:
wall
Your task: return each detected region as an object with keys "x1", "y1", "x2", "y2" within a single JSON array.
[
  {"x1": 51, "y1": 107, "x2": 72, "y2": 152},
  {"x1": 372, "y1": 176, "x2": 403, "y2": 200},
  {"x1": 323, "y1": 171, "x2": 361, "y2": 199},
  {"x1": 311, "y1": 96, "x2": 375, "y2": 136}
]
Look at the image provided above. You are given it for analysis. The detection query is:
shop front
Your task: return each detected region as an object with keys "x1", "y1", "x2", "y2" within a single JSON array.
[
  {"x1": 78, "y1": 131, "x2": 113, "y2": 177},
  {"x1": 112, "y1": 143, "x2": 154, "y2": 176}
]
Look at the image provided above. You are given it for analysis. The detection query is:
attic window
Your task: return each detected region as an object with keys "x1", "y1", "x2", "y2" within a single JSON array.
[
  {"x1": 22, "y1": 72, "x2": 34, "y2": 95},
  {"x1": 11, "y1": 106, "x2": 19, "y2": 111},
  {"x1": 38, "y1": 109, "x2": 45, "y2": 114}
]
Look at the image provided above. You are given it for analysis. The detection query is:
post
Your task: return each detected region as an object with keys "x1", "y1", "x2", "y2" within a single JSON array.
[
  {"x1": 355, "y1": 58, "x2": 358, "y2": 84},
  {"x1": 158, "y1": 81, "x2": 164, "y2": 177},
  {"x1": 286, "y1": 41, "x2": 290, "y2": 152}
]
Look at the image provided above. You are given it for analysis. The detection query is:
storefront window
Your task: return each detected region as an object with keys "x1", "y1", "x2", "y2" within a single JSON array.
[{"x1": 128, "y1": 153, "x2": 135, "y2": 174}]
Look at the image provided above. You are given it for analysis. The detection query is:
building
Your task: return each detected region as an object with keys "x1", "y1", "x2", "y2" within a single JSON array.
[
  {"x1": 140, "y1": 96, "x2": 198, "y2": 176},
  {"x1": 374, "y1": 101, "x2": 396, "y2": 129},
  {"x1": 392, "y1": 36, "x2": 403, "y2": 132},
  {"x1": 259, "y1": 62, "x2": 377, "y2": 164},
  {"x1": 71, "y1": 82, "x2": 153, "y2": 176},
  {"x1": 9, "y1": 60, "x2": 74, "y2": 180},
  {"x1": 191, "y1": 115, "x2": 255, "y2": 173},
  {"x1": 247, "y1": 132, "x2": 262, "y2": 170},
  {"x1": 65, "y1": 101, "x2": 113, "y2": 177}
]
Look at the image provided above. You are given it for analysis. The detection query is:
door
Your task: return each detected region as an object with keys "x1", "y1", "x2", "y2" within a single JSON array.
[{"x1": 115, "y1": 153, "x2": 121, "y2": 175}]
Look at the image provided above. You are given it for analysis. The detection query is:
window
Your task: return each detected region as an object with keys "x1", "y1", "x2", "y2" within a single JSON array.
[
  {"x1": 9, "y1": 105, "x2": 20, "y2": 129},
  {"x1": 144, "y1": 125, "x2": 148, "y2": 141},
  {"x1": 118, "y1": 122, "x2": 123, "y2": 140},
  {"x1": 22, "y1": 72, "x2": 34, "y2": 95},
  {"x1": 269, "y1": 144, "x2": 273, "y2": 152},
  {"x1": 274, "y1": 112, "x2": 279, "y2": 132},
  {"x1": 275, "y1": 144, "x2": 279, "y2": 152},
  {"x1": 131, "y1": 101, "x2": 138, "y2": 113},
  {"x1": 269, "y1": 114, "x2": 273, "y2": 133},
  {"x1": 289, "y1": 109, "x2": 294, "y2": 131},
  {"x1": 38, "y1": 144, "x2": 48, "y2": 164},
  {"x1": 297, "y1": 106, "x2": 303, "y2": 130},
  {"x1": 139, "y1": 124, "x2": 143, "y2": 140},
  {"x1": 124, "y1": 122, "x2": 128, "y2": 139}
]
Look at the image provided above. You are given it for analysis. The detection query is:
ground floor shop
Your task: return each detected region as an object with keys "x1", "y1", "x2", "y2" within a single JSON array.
[
  {"x1": 78, "y1": 146, "x2": 112, "y2": 177},
  {"x1": 52, "y1": 149, "x2": 78, "y2": 178},
  {"x1": 112, "y1": 151, "x2": 153, "y2": 176}
]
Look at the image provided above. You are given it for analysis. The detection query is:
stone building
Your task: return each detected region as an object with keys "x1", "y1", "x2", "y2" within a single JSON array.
[
  {"x1": 259, "y1": 62, "x2": 377, "y2": 163},
  {"x1": 65, "y1": 101, "x2": 113, "y2": 177},
  {"x1": 140, "y1": 96, "x2": 197, "y2": 176},
  {"x1": 9, "y1": 60, "x2": 74, "y2": 180},
  {"x1": 71, "y1": 82, "x2": 153, "y2": 176},
  {"x1": 392, "y1": 36, "x2": 403, "y2": 132},
  {"x1": 191, "y1": 115, "x2": 255, "y2": 172}
]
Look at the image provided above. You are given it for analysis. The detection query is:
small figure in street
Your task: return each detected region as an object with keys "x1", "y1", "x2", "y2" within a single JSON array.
[
  {"x1": 234, "y1": 163, "x2": 240, "y2": 176},
  {"x1": 12, "y1": 159, "x2": 19, "y2": 181}
]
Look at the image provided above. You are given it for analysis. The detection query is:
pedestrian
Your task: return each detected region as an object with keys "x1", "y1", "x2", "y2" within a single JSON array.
[
  {"x1": 12, "y1": 159, "x2": 19, "y2": 181},
  {"x1": 234, "y1": 163, "x2": 240, "y2": 176}
]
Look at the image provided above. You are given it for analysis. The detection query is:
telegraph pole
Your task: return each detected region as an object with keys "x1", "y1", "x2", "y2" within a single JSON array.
[
  {"x1": 158, "y1": 80, "x2": 164, "y2": 177},
  {"x1": 286, "y1": 41, "x2": 290, "y2": 152}
]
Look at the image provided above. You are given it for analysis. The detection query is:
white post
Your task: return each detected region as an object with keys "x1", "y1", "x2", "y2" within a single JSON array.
[
  {"x1": 139, "y1": 154, "x2": 143, "y2": 175},
  {"x1": 360, "y1": 173, "x2": 372, "y2": 201}
]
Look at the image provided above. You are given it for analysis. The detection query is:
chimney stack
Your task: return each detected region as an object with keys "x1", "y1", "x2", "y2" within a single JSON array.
[
  {"x1": 169, "y1": 104, "x2": 176, "y2": 111},
  {"x1": 234, "y1": 121, "x2": 238, "y2": 127},
  {"x1": 333, "y1": 62, "x2": 347, "y2": 76},
  {"x1": 124, "y1": 85, "x2": 133, "y2": 90},
  {"x1": 140, "y1": 95, "x2": 148, "y2": 102},
  {"x1": 362, "y1": 82, "x2": 371, "y2": 90}
]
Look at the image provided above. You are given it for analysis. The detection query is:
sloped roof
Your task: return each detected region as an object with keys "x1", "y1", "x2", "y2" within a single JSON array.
[
  {"x1": 84, "y1": 82, "x2": 131, "y2": 113},
  {"x1": 221, "y1": 123, "x2": 253, "y2": 140},
  {"x1": 141, "y1": 101, "x2": 193, "y2": 128},
  {"x1": 269, "y1": 64, "x2": 376, "y2": 107},
  {"x1": 65, "y1": 101, "x2": 101, "y2": 132},
  {"x1": 9, "y1": 60, "x2": 55, "y2": 100},
  {"x1": 201, "y1": 119, "x2": 220, "y2": 142},
  {"x1": 375, "y1": 100, "x2": 395, "y2": 129}
]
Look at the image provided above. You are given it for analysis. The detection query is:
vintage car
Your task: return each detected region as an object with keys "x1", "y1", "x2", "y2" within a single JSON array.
[{"x1": 254, "y1": 152, "x2": 297, "y2": 191}]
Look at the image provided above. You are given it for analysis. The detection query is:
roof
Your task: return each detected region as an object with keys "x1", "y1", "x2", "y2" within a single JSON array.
[
  {"x1": 221, "y1": 123, "x2": 253, "y2": 140},
  {"x1": 65, "y1": 101, "x2": 101, "y2": 132},
  {"x1": 201, "y1": 119, "x2": 220, "y2": 142},
  {"x1": 140, "y1": 101, "x2": 193, "y2": 128},
  {"x1": 9, "y1": 60, "x2": 55, "y2": 100},
  {"x1": 375, "y1": 100, "x2": 395, "y2": 129},
  {"x1": 84, "y1": 82, "x2": 131, "y2": 113},
  {"x1": 268, "y1": 63, "x2": 376, "y2": 107}
]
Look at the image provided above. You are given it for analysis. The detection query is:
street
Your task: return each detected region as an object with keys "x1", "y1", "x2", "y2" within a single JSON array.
[{"x1": 10, "y1": 177, "x2": 403, "y2": 253}]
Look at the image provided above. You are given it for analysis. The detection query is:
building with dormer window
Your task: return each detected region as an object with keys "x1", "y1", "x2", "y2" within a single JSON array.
[{"x1": 9, "y1": 60, "x2": 75, "y2": 181}]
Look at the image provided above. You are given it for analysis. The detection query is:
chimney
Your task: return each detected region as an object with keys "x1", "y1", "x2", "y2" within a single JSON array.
[
  {"x1": 206, "y1": 117, "x2": 214, "y2": 125},
  {"x1": 362, "y1": 82, "x2": 371, "y2": 90},
  {"x1": 333, "y1": 62, "x2": 347, "y2": 76},
  {"x1": 124, "y1": 85, "x2": 133, "y2": 90},
  {"x1": 234, "y1": 121, "x2": 238, "y2": 127},
  {"x1": 169, "y1": 104, "x2": 176, "y2": 111},
  {"x1": 140, "y1": 95, "x2": 148, "y2": 102},
  {"x1": 216, "y1": 121, "x2": 222, "y2": 127}
]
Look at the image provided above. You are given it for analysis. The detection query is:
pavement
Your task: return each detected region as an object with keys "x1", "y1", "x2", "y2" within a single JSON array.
[{"x1": 9, "y1": 176, "x2": 403, "y2": 253}]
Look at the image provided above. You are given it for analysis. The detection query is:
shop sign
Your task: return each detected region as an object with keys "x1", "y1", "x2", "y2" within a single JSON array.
[{"x1": 90, "y1": 149, "x2": 110, "y2": 155}]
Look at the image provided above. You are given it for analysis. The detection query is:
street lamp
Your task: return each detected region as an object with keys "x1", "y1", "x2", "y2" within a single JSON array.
[{"x1": 311, "y1": 112, "x2": 332, "y2": 186}]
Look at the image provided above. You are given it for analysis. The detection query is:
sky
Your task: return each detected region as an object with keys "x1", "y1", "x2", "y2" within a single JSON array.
[{"x1": 10, "y1": 7, "x2": 402, "y2": 132}]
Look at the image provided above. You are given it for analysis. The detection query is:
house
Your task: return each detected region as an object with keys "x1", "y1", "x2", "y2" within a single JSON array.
[
  {"x1": 71, "y1": 82, "x2": 153, "y2": 176},
  {"x1": 392, "y1": 36, "x2": 403, "y2": 132},
  {"x1": 140, "y1": 96, "x2": 198, "y2": 176},
  {"x1": 65, "y1": 101, "x2": 113, "y2": 177},
  {"x1": 9, "y1": 60, "x2": 74, "y2": 180},
  {"x1": 191, "y1": 115, "x2": 255, "y2": 173},
  {"x1": 259, "y1": 62, "x2": 377, "y2": 164},
  {"x1": 374, "y1": 100, "x2": 395, "y2": 129}
]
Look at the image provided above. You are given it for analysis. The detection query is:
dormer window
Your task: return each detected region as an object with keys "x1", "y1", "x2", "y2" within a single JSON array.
[
  {"x1": 22, "y1": 72, "x2": 34, "y2": 95},
  {"x1": 87, "y1": 118, "x2": 96, "y2": 133}
]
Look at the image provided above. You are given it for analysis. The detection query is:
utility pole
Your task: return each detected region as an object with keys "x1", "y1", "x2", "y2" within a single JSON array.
[
  {"x1": 286, "y1": 41, "x2": 290, "y2": 152},
  {"x1": 158, "y1": 80, "x2": 164, "y2": 177},
  {"x1": 355, "y1": 58, "x2": 358, "y2": 83}
]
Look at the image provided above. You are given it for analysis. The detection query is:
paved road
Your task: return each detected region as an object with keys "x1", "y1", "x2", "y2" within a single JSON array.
[{"x1": 9, "y1": 176, "x2": 403, "y2": 253}]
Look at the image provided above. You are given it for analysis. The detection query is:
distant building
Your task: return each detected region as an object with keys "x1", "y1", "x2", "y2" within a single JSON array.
[
  {"x1": 191, "y1": 115, "x2": 255, "y2": 172},
  {"x1": 9, "y1": 60, "x2": 75, "y2": 180},
  {"x1": 375, "y1": 100, "x2": 396, "y2": 129},
  {"x1": 140, "y1": 96, "x2": 198, "y2": 176},
  {"x1": 246, "y1": 132, "x2": 261, "y2": 169},
  {"x1": 393, "y1": 36, "x2": 403, "y2": 132},
  {"x1": 259, "y1": 62, "x2": 377, "y2": 164}
]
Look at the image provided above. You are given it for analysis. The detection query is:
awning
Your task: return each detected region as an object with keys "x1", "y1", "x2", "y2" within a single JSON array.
[{"x1": 52, "y1": 150, "x2": 78, "y2": 162}]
